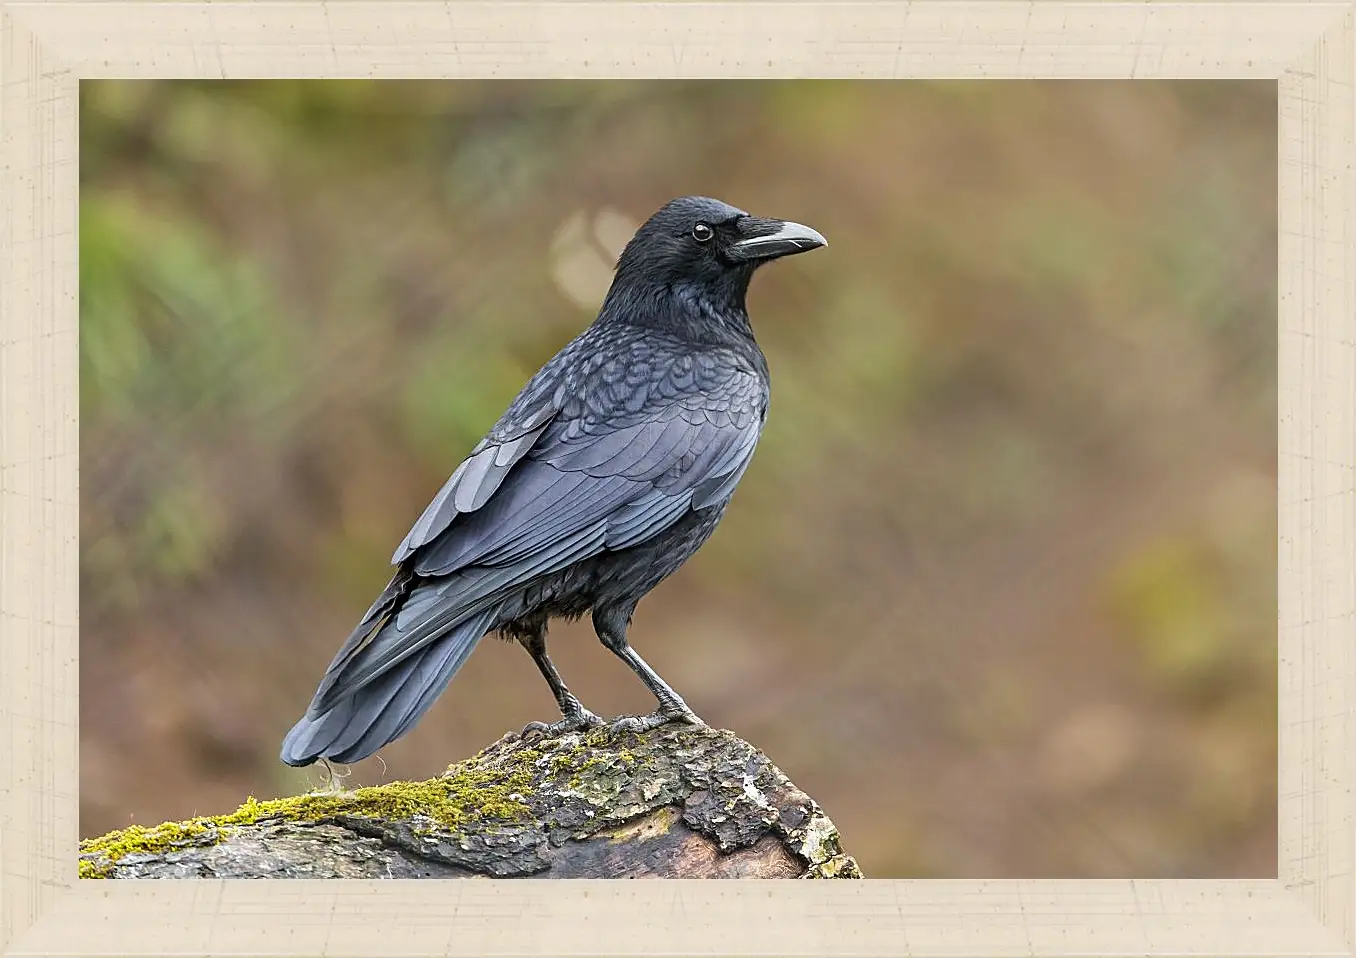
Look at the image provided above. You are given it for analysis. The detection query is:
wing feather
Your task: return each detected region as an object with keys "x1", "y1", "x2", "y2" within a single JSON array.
[
  {"x1": 477, "y1": 471, "x2": 642, "y2": 568},
  {"x1": 691, "y1": 424, "x2": 763, "y2": 509},
  {"x1": 408, "y1": 363, "x2": 763, "y2": 576},
  {"x1": 391, "y1": 404, "x2": 558, "y2": 563},
  {"x1": 606, "y1": 488, "x2": 696, "y2": 549},
  {"x1": 620, "y1": 417, "x2": 702, "y2": 481},
  {"x1": 540, "y1": 421, "x2": 656, "y2": 472}
]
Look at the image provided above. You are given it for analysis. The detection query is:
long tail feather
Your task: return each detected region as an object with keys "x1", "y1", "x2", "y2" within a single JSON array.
[{"x1": 279, "y1": 604, "x2": 499, "y2": 767}]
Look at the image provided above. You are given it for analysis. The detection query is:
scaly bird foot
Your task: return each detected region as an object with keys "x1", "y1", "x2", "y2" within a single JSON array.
[
  {"x1": 610, "y1": 705, "x2": 706, "y2": 735},
  {"x1": 519, "y1": 707, "x2": 606, "y2": 743}
]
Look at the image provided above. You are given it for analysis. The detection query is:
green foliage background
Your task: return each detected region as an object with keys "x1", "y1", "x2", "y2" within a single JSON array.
[{"x1": 80, "y1": 80, "x2": 1277, "y2": 878}]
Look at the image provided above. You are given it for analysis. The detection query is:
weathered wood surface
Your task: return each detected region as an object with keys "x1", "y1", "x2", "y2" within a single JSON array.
[{"x1": 80, "y1": 723, "x2": 862, "y2": 879}]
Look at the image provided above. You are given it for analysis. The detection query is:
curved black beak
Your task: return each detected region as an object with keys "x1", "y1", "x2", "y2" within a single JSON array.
[{"x1": 729, "y1": 216, "x2": 828, "y2": 263}]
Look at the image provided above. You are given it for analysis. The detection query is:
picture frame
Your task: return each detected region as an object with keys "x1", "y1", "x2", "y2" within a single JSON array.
[{"x1": 1, "y1": 3, "x2": 1350, "y2": 955}]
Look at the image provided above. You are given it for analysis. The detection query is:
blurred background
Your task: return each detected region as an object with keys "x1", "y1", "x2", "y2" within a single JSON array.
[{"x1": 79, "y1": 80, "x2": 1277, "y2": 878}]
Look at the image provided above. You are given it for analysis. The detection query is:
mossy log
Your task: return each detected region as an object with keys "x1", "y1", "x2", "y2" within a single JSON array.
[{"x1": 80, "y1": 724, "x2": 862, "y2": 879}]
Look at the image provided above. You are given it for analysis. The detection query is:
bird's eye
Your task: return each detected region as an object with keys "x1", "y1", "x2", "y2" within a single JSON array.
[{"x1": 691, "y1": 223, "x2": 714, "y2": 243}]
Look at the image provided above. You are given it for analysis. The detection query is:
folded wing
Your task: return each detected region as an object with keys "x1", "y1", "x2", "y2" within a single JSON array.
[{"x1": 307, "y1": 363, "x2": 764, "y2": 714}]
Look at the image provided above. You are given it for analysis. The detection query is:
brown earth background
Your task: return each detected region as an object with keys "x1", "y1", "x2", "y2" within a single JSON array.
[{"x1": 79, "y1": 80, "x2": 1278, "y2": 878}]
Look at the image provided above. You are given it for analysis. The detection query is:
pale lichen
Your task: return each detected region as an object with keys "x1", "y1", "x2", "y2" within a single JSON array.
[{"x1": 802, "y1": 853, "x2": 864, "y2": 879}]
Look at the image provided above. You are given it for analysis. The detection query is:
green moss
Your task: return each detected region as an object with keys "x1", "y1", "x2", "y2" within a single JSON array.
[
  {"x1": 508, "y1": 747, "x2": 543, "y2": 766},
  {"x1": 78, "y1": 816, "x2": 229, "y2": 878},
  {"x1": 80, "y1": 754, "x2": 540, "y2": 878},
  {"x1": 583, "y1": 727, "x2": 614, "y2": 749},
  {"x1": 440, "y1": 754, "x2": 535, "y2": 822},
  {"x1": 79, "y1": 858, "x2": 113, "y2": 879}
]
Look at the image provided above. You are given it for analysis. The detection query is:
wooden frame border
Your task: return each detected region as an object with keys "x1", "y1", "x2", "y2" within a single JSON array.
[{"x1": 1, "y1": 3, "x2": 1350, "y2": 955}]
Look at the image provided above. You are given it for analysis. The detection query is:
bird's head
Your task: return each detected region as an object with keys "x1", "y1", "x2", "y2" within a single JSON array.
[{"x1": 608, "y1": 196, "x2": 827, "y2": 314}]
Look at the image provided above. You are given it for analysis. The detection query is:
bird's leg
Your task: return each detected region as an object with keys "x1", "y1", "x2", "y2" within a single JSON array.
[
  {"x1": 592, "y1": 605, "x2": 706, "y2": 734},
  {"x1": 518, "y1": 629, "x2": 604, "y2": 741}
]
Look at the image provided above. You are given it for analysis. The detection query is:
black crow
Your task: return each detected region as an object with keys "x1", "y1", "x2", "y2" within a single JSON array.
[{"x1": 280, "y1": 196, "x2": 826, "y2": 767}]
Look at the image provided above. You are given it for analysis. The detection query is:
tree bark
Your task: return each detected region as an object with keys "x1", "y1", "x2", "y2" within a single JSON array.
[{"x1": 80, "y1": 724, "x2": 863, "y2": 879}]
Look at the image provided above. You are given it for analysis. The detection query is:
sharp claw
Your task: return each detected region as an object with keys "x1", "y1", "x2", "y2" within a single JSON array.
[
  {"x1": 609, "y1": 706, "x2": 706, "y2": 734},
  {"x1": 519, "y1": 708, "x2": 605, "y2": 742},
  {"x1": 518, "y1": 722, "x2": 549, "y2": 745}
]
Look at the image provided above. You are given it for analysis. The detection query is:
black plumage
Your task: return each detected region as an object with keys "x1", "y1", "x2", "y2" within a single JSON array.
[{"x1": 280, "y1": 196, "x2": 826, "y2": 767}]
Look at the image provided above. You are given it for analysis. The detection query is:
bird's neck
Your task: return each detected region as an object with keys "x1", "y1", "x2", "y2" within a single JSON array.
[{"x1": 599, "y1": 274, "x2": 758, "y2": 346}]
